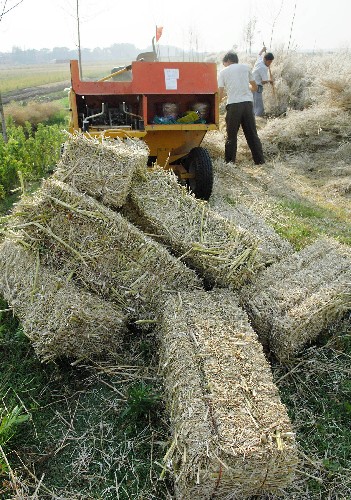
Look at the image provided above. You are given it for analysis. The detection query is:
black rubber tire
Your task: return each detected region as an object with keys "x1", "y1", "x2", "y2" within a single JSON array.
[{"x1": 185, "y1": 147, "x2": 213, "y2": 200}]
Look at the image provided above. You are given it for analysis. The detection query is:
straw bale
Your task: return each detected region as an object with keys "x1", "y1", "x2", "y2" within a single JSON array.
[
  {"x1": 159, "y1": 289, "x2": 297, "y2": 499},
  {"x1": 124, "y1": 167, "x2": 261, "y2": 289},
  {"x1": 240, "y1": 238, "x2": 351, "y2": 361},
  {"x1": 8, "y1": 178, "x2": 201, "y2": 322},
  {"x1": 0, "y1": 238, "x2": 127, "y2": 361},
  {"x1": 210, "y1": 198, "x2": 294, "y2": 265},
  {"x1": 54, "y1": 133, "x2": 148, "y2": 208}
]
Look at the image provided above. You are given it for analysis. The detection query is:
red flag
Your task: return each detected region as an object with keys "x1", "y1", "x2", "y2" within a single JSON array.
[{"x1": 156, "y1": 26, "x2": 163, "y2": 42}]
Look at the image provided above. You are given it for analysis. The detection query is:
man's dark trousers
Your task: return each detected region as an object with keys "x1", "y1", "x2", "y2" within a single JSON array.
[{"x1": 225, "y1": 101, "x2": 265, "y2": 164}]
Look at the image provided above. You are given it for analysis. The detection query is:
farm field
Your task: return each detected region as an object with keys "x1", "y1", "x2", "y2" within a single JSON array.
[
  {"x1": 0, "y1": 61, "x2": 126, "y2": 96},
  {"x1": 0, "y1": 51, "x2": 350, "y2": 499}
]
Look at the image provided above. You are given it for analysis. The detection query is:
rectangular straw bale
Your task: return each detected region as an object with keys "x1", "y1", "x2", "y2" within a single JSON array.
[
  {"x1": 54, "y1": 133, "x2": 148, "y2": 208},
  {"x1": 211, "y1": 200, "x2": 294, "y2": 265},
  {"x1": 8, "y1": 178, "x2": 201, "y2": 323},
  {"x1": 0, "y1": 238, "x2": 127, "y2": 361},
  {"x1": 159, "y1": 289, "x2": 297, "y2": 499},
  {"x1": 239, "y1": 238, "x2": 351, "y2": 361},
  {"x1": 209, "y1": 158, "x2": 294, "y2": 265},
  {"x1": 124, "y1": 167, "x2": 261, "y2": 289}
]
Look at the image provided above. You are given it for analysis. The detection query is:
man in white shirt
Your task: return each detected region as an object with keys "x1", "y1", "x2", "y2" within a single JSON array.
[
  {"x1": 218, "y1": 51, "x2": 265, "y2": 165},
  {"x1": 252, "y1": 46, "x2": 275, "y2": 116}
]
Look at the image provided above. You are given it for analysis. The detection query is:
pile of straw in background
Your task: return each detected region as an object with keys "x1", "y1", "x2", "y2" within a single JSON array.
[
  {"x1": 201, "y1": 130, "x2": 225, "y2": 159},
  {"x1": 159, "y1": 289, "x2": 298, "y2": 499},
  {"x1": 55, "y1": 133, "x2": 149, "y2": 208},
  {"x1": 0, "y1": 238, "x2": 127, "y2": 361},
  {"x1": 240, "y1": 238, "x2": 351, "y2": 361},
  {"x1": 259, "y1": 105, "x2": 351, "y2": 155}
]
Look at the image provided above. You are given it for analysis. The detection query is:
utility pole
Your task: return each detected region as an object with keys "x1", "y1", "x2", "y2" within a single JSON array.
[
  {"x1": 76, "y1": 0, "x2": 82, "y2": 78},
  {"x1": 0, "y1": 91, "x2": 8, "y2": 143}
]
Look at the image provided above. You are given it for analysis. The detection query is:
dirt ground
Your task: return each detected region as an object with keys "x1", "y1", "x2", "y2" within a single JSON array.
[{"x1": 2, "y1": 81, "x2": 70, "y2": 104}]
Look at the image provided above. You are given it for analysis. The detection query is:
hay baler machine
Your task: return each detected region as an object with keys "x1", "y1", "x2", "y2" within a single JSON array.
[{"x1": 68, "y1": 59, "x2": 219, "y2": 200}]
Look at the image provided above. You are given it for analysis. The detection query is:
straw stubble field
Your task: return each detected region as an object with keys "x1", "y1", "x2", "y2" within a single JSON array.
[{"x1": 0, "y1": 51, "x2": 351, "y2": 499}]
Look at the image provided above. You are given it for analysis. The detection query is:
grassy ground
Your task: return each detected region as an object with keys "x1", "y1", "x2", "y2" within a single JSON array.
[{"x1": 0, "y1": 310, "x2": 172, "y2": 499}]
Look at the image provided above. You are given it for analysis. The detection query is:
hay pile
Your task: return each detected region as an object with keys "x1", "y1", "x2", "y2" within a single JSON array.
[
  {"x1": 320, "y1": 77, "x2": 351, "y2": 112},
  {"x1": 259, "y1": 105, "x2": 351, "y2": 155},
  {"x1": 8, "y1": 178, "x2": 201, "y2": 324},
  {"x1": 54, "y1": 133, "x2": 149, "y2": 208},
  {"x1": 0, "y1": 136, "x2": 304, "y2": 497},
  {"x1": 201, "y1": 130, "x2": 225, "y2": 159},
  {"x1": 240, "y1": 238, "x2": 351, "y2": 361},
  {"x1": 0, "y1": 238, "x2": 127, "y2": 361},
  {"x1": 159, "y1": 289, "x2": 298, "y2": 499},
  {"x1": 124, "y1": 167, "x2": 261, "y2": 289}
]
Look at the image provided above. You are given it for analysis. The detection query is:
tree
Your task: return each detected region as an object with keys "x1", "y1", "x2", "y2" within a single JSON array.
[
  {"x1": 243, "y1": 17, "x2": 257, "y2": 55},
  {"x1": 0, "y1": 0, "x2": 24, "y2": 142}
]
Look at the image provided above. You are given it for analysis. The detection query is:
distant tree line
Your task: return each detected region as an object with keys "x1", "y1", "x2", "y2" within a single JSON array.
[{"x1": 0, "y1": 43, "x2": 198, "y2": 65}]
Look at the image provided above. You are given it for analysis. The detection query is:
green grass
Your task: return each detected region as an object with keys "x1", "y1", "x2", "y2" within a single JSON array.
[
  {"x1": 273, "y1": 316, "x2": 351, "y2": 498},
  {"x1": 0, "y1": 300, "x2": 171, "y2": 498},
  {"x1": 272, "y1": 199, "x2": 351, "y2": 249},
  {"x1": 0, "y1": 191, "x2": 21, "y2": 214}
]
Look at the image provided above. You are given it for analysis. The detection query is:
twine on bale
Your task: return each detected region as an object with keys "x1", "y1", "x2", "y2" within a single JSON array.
[
  {"x1": 159, "y1": 289, "x2": 298, "y2": 499},
  {"x1": 239, "y1": 237, "x2": 351, "y2": 361},
  {"x1": 0, "y1": 238, "x2": 127, "y2": 361},
  {"x1": 7, "y1": 178, "x2": 202, "y2": 324},
  {"x1": 55, "y1": 132, "x2": 149, "y2": 208},
  {"x1": 123, "y1": 167, "x2": 262, "y2": 289}
]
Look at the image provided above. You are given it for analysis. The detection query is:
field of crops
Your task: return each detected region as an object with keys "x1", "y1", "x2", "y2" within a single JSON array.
[
  {"x1": 0, "y1": 50, "x2": 350, "y2": 499},
  {"x1": 0, "y1": 61, "x2": 125, "y2": 94}
]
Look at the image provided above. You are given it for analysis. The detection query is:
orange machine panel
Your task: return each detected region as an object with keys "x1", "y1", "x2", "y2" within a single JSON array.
[
  {"x1": 131, "y1": 61, "x2": 218, "y2": 94},
  {"x1": 70, "y1": 60, "x2": 218, "y2": 96}
]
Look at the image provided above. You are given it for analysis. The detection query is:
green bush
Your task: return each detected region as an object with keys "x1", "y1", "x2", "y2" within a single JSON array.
[{"x1": 0, "y1": 120, "x2": 65, "y2": 196}]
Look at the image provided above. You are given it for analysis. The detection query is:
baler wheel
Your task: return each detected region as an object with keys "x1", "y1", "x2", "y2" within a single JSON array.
[{"x1": 185, "y1": 147, "x2": 213, "y2": 201}]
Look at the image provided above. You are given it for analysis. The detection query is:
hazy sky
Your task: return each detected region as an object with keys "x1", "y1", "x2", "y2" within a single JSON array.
[{"x1": 0, "y1": 0, "x2": 350, "y2": 54}]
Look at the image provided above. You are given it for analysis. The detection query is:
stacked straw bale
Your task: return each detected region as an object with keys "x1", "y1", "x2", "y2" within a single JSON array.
[
  {"x1": 54, "y1": 133, "x2": 148, "y2": 208},
  {"x1": 211, "y1": 199, "x2": 294, "y2": 265},
  {"x1": 240, "y1": 238, "x2": 351, "y2": 361},
  {"x1": 8, "y1": 178, "x2": 201, "y2": 323},
  {"x1": 124, "y1": 167, "x2": 262, "y2": 289},
  {"x1": 0, "y1": 238, "x2": 127, "y2": 361},
  {"x1": 159, "y1": 289, "x2": 297, "y2": 499}
]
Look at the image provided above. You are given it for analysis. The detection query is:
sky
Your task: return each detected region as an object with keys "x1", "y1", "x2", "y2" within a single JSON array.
[{"x1": 0, "y1": 0, "x2": 350, "y2": 54}]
